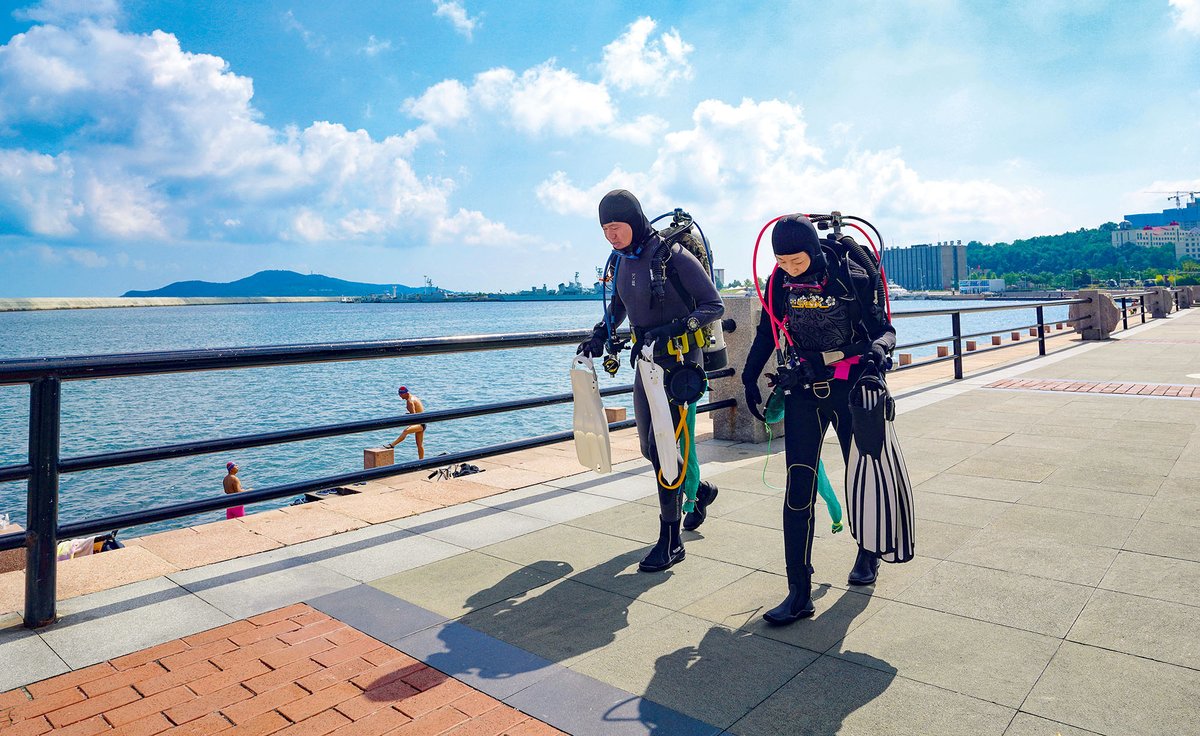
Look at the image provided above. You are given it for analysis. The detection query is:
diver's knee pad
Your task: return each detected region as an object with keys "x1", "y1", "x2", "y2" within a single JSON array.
[{"x1": 784, "y1": 463, "x2": 820, "y2": 513}]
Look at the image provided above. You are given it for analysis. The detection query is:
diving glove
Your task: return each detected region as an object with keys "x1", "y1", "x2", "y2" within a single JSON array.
[{"x1": 744, "y1": 382, "x2": 765, "y2": 422}]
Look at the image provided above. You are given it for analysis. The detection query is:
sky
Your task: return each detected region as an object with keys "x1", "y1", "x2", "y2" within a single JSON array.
[{"x1": 1, "y1": 0, "x2": 1199, "y2": 296}]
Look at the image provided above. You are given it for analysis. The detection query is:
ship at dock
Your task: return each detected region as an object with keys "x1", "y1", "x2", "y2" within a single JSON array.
[{"x1": 487, "y1": 272, "x2": 603, "y2": 301}]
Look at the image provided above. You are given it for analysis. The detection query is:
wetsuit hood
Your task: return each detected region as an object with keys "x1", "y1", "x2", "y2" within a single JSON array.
[
  {"x1": 599, "y1": 189, "x2": 655, "y2": 247},
  {"x1": 772, "y1": 215, "x2": 826, "y2": 277}
]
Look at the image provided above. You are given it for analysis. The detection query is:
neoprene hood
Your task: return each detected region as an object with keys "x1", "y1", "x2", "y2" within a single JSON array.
[
  {"x1": 599, "y1": 189, "x2": 654, "y2": 246},
  {"x1": 771, "y1": 215, "x2": 826, "y2": 274}
]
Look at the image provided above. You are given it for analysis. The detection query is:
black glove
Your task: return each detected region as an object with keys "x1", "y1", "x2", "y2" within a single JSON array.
[
  {"x1": 861, "y1": 343, "x2": 888, "y2": 370},
  {"x1": 577, "y1": 322, "x2": 607, "y2": 357},
  {"x1": 642, "y1": 319, "x2": 687, "y2": 346},
  {"x1": 744, "y1": 382, "x2": 765, "y2": 422}
]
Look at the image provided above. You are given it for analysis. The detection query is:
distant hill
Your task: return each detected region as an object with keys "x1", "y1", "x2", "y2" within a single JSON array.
[{"x1": 123, "y1": 270, "x2": 417, "y2": 297}]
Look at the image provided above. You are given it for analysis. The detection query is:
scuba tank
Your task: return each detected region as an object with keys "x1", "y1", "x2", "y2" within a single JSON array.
[{"x1": 652, "y1": 209, "x2": 728, "y2": 370}]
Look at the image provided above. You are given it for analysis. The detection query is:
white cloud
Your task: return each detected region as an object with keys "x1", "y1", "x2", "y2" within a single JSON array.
[
  {"x1": 361, "y1": 35, "x2": 392, "y2": 56},
  {"x1": 282, "y1": 9, "x2": 325, "y2": 51},
  {"x1": 432, "y1": 1, "x2": 478, "y2": 40},
  {"x1": 404, "y1": 79, "x2": 471, "y2": 127},
  {"x1": 601, "y1": 17, "x2": 693, "y2": 94},
  {"x1": 0, "y1": 20, "x2": 520, "y2": 247},
  {"x1": 1171, "y1": 0, "x2": 1200, "y2": 33},
  {"x1": 404, "y1": 62, "x2": 614, "y2": 137},
  {"x1": 537, "y1": 97, "x2": 1051, "y2": 246},
  {"x1": 431, "y1": 207, "x2": 523, "y2": 245},
  {"x1": 608, "y1": 114, "x2": 669, "y2": 146},
  {"x1": 19, "y1": 243, "x2": 108, "y2": 268},
  {"x1": 13, "y1": 0, "x2": 118, "y2": 24}
]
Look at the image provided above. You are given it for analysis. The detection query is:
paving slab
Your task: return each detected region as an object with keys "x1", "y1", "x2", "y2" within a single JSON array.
[
  {"x1": 1023, "y1": 641, "x2": 1200, "y2": 736},
  {"x1": 544, "y1": 472, "x2": 658, "y2": 502},
  {"x1": 236, "y1": 503, "x2": 368, "y2": 545},
  {"x1": 127, "y1": 518, "x2": 283, "y2": 569},
  {"x1": 1066, "y1": 588, "x2": 1200, "y2": 671},
  {"x1": 1014, "y1": 483, "x2": 1151, "y2": 519},
  {"x1": 475, "y1": 484, "x2": 628, "y2": 522},
  {"x1": 1122, "y1": 518, "x2": 1200, "y2": 563},
  {"x1": 1002, "y1": 713, "x2": 1103, "y2": 736},
  {"x1": 912, "y1": 492, "x2": 1011, "y2": 528},
  {"x1": 569, "y1": 613, "x2": 818, "y2": 730},
  {"x1": 670, "y1": 517, "x2": 782, "y2": 571},
  {"x1": 681, "y1": 571, "x2": 888, "y2": 654},
  {"x1": 792, "y1": 543, "x2": 942, "y2": 602},
  {"x1": 370, "y1": 551, "x2": 563, "y2": 619},
  {"x1": 39, "y1": 577, "x2": 232, "y2": 669},
  {"x1": 914, "y1": 473, "x2": 1036, "y2": 503},
  {"x1": 305, "y1": 584, "x2": 448, "y2": 646},
  {"x1": 831, "y1": 602, "x2": 1059, "y2": 708},
  {"x1": 460, "y1": 578, "x2": 674, "y2": 667},
  {"x1": 0, "y1": 623, "x2": 69, "y2": 691},
  {"x1": 568, "y1": 548, "x2": 753, "y2": 612},
  {"x1": 1142, "y1": 491, "x2": 1200, "y2": 528},
  {"x1": 1098, "y1": 550, "x2": 1200, "y2": 608},
  {"x1": 477, "y1": 524, "x2": 643, "y2": 580},
  {"x1": 416, "y1": 506, "x2": 558, "y2": 550},
  {"x1": 728, "y1": 654, "x2": 1013, "y2": 736},
  {"x1": 505, "y1": 667, "x2": 721, "y2": 736},
  {"x1": 896, "y1": 561, "x2": 1092, "y2": 637},
  {"x1": 394, "y1": 620, "x2": 566, "y2": 700},
  {"x1": 947, "y1": 457, "x2": 1058, "y2": 483},
  {"x1": 985, "y1": 505, "x2": 1136, "y2": 550},
  {"x1": 566, "y1": 503, "x2": 663, "y2": 544},
  {"x1": 310, "y1": 529, "x2": 466, "y2": 582},
  {"x1": 318, "y1": 489, "x2": 442, "y2": 524},
  {"x1": 1043, "y1": 466, "x2": 1163, "y2": 495},
  {"x1": 947, "y1": 527, "x2": 1119, "y2": 587}
]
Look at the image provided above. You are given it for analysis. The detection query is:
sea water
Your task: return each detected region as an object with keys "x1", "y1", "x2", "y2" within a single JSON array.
[{"x1": 0, "y1": 298, "x2": 1068, "y2": 537}]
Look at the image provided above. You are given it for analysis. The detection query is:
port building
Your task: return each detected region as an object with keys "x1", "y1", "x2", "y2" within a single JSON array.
[{"x1": 881, "y1": 241, "x2": 968, "y2": 291}]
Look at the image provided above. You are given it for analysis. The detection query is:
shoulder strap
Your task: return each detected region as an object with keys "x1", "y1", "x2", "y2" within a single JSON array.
[{"x1": 664, "y1": 255, "x2": 698, "y2": 311}]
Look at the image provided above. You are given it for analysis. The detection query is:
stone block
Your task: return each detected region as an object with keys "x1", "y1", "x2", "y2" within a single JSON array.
[
  {"x1": 966, "y1": 340, "x2": 977, "y2": 351},
  {"x1": 0, "y1": 521, "x2": 24, "y2": 574},
  {"x1": 712, "y1": 296, "x2": 771, "y2": 443},
  {"x1": 364, "y1": 447, "x2": 393, "y2": 469},
  {"x1": 897, "y1": 353, "x2": 912, "y2": 366},
  {"x1": 1070, "y1": 289, "x2": 1120, "y2": 339},
  {"x1": 603, "y1": 407, "x2": 626, "y2": 422},
  {"x1": 1056, "y1": 322, "x2": 1063, "y2": 329},
  {"x1": 1028, "y1": 327, "x2": 1037, "y2": 336},
  {"x1": 991, "y1": 335, "x2": 1002, "y2": 345},
  {"x1": 936, "y1": 345, "x2": 949, "y2": 357},
  {"x1": 1010, "y1": 331, "x2": 1020, "y2": 341}
]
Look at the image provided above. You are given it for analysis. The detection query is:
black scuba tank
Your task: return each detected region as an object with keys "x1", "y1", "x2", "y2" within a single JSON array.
[{"x1": 655, "y1": 209, "x2": 728, "y2": 370}]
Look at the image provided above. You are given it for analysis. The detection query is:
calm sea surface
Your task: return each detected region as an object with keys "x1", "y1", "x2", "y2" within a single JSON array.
[{"x1": 0, "y1": 298, "x2": 1068, "y2": 537}]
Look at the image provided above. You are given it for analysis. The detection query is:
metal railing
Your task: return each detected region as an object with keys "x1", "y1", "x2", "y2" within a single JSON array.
[
  {"x1": 886, "y1": 298, "x2": 1088, "y2": 379},
  {"x1": 0, "y1": 328, "x2": 736, "y2": 628}
]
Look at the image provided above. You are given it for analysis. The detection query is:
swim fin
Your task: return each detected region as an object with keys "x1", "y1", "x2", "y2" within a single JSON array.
[
  {"x1": 637, "y1": 346, "x2": 683, "y2": 484},
  {"x1": 845, "y1": 372, "x2": 915, "y2": 563},
  {"x1": 571, "y1": 355, "x2": 612, "y2": 474}
]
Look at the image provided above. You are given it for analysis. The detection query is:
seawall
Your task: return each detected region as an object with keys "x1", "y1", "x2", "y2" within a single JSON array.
[{"x1": 0, "y1": 296, "x2": 343, "y2": 312}]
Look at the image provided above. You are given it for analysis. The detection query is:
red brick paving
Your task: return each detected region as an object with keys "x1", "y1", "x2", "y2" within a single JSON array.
[
  {"x1": 0, "y1": 604, "x2": 563, "y2": 736},
  {"x1": 985, "y1": 378, "x2": 1200, "y2": 398}
]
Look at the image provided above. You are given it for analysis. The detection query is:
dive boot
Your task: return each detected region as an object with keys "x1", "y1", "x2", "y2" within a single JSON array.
[
  {"x1": 682, "y1": 481, "x2": 719, "y2": 531},
  {"x1": 763, "y1": 567, "x2": 814, "y2": 625},
  {"x1": 639, "y1": 516, "x2": 685, "y2": 572},
  {"x1": 848, "y1": 547, "x2": 881, "y2": 586}
]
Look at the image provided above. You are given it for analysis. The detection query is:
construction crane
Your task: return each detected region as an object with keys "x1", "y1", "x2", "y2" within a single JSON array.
[{"x1": 1145, "y1": 191, "x2": 1200, "y2": 208}]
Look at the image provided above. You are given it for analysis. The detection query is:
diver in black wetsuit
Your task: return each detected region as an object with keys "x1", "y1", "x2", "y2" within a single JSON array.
[
  {"x1": 577, "y1": 190, "x2": 725, "y2": 572},
  {"x1": 742, "y1": 215, "x2": 896, "y2": 624}
]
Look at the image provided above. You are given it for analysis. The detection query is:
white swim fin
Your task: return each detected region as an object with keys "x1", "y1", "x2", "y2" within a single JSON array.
[
  {"x1": 637, "y1": 345, "x2": 682, "y2": 484},
  {"x1": 571, "y1": 355, "x2": 612, "y2": 474}
]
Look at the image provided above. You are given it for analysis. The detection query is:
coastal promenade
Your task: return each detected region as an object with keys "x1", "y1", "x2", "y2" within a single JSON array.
[{"x1": 2, "y1": 308, "x2": 1198, "y2": 735}]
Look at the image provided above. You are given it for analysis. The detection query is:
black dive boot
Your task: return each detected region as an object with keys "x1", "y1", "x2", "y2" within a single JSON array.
[
  {"x1": 682, "y1": 481, "x2": 719, "y2": 531},
  {"x1": 638, "y1": 517, "x2": 685, "y2": 572},
  {"x1": 763, "y1": 567, "x2": 814, "y2": 625},
  {"x1": 847, "y1": 547, "x2": 880, "y2": 586}
]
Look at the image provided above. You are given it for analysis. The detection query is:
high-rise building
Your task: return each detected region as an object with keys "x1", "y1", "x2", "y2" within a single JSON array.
[
  {"x1": 1124, "y1": 199, "x2": 1200, "y2": 229},
  {"x1": 880, "y1": 241, "x2": 968, "y2": 291}
]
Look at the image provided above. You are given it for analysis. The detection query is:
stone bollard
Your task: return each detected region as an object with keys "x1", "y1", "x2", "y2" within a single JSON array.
[
  {"x1": 936, "y1": 345, "x2": 949, "y2": 357},
  {"x1": 1070, "y1": 289, "x2": 1120, "y2": 339},
  {"x1": 1179, "y1": 286, "x2": 1193, "y2": 309},
  {"x1": 711, "y1": 296, "x2": 772, "y2": 443},
  {"x1": 966, "y1": 340, "x2": 977, "y2": 351},
  {"x1": 1148, "y1": 287, "x2": 1173, "y2": 318},
  {"x1": 604, "y1": 407, "x2": 626, "y2": 422},
  {"x1": 898, "y1": 353, "x2": 912, "y2": 366},
  {"x1": 364, "y1": 447, "x2": 394, "y2": 469},
  {"x1": 1056, "y1": 322, "x2": 1063, "y2": 330},
  {"x1": 991, "y1": 335, "x2": 1002, "y2": 346},
  {"x1": 1011, "y1": 332, "x2": 1020, "y2": 341},
  {"x1": 1028, "y1": 328, "x2": 1038, "y2": 337}
]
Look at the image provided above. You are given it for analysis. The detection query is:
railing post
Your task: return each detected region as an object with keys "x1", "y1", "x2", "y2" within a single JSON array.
[
  {"x1": 1140, "y1": 294, "x2": 1146, "y2": 324},
  {"x1": 25, "y1": 376, "x2": 61, "y2": 629},
  {"x1": 1121, "y1": 298, "x2": 1129, "y2": 331},
  {"x1": 1035, "y1": 305, "x2": 1046, "y2": 356},
  {"x1": 951, "y1": 312, "x2": 963, "y2": 380}
]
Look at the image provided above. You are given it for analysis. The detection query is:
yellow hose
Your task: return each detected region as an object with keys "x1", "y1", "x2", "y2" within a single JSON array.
[{"x1": 657, "y1": 404, "x2": 690, "y2": 490}]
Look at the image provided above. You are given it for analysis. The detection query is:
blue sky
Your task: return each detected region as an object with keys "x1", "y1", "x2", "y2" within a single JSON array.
[{"x1": 1, "y1": 0, "x2": 1198, "y2": 296}]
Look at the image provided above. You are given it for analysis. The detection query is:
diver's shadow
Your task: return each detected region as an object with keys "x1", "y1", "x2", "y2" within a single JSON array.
[
  {"x1": 423, "y1": 549, "x2": 674, "y2": 682},
  {"x1": 631, "y1": 581, "x2": 896, "y2": 735}
]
